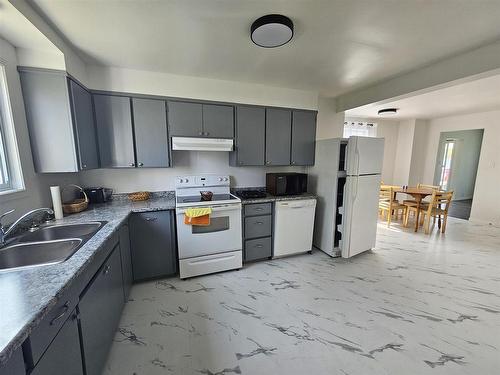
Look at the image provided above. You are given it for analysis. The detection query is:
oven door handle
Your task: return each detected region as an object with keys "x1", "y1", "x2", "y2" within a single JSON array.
[{"x1": 177, "y1": 204, "x2": 241, "y2": 214}]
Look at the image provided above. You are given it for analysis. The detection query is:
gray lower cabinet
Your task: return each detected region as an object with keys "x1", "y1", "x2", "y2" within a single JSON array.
[
  {"x1": 230, "y1": 106, "x2": 265, "y2": 166},
  {"x1": 132, "y1": 98, "x2": 170, "y2": 167},
  {"x1": 18, "y1": 68, "x2": 99, "y2": 173},
  {"x1": 119, "y1": 223, "x2": 133, "y2": 300},
  {"x1": 68, "y1": 79, "x2": 99, "y2": 170},
  {"x1": 94, "y1": 94, "x2": 135, "y2": 168},
  {"x1": 291, "y1": 110, "x2": 317, "y2": 166},
  {"x1": 266, "y1": 108, "x2": 291, "y2": 166},
  {"x1": 242, "y1": 202, "x2": 273, "y2": 262},
  {"x1": 129, "y1": 210, "x2": 177, "y2": 280},
  {"x1": 30, "y1": 311, "x2": 83, "y2": 375},
  {"x1": 0, "y1": 348, "x2": 24, "y2": 375},
  {"x1": 79, "y1": 245, "x2": 124, "y2": 375}
]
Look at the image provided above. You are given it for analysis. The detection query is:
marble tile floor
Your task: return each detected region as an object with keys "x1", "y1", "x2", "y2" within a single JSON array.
[{"x1": 103, "y1": 218, "x2": 500, "y2": 375}]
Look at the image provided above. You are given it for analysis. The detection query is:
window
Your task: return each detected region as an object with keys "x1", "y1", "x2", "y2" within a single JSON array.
[
  {"x1": 0, "y1": 63, "x2": 24, "y2": 194},
  {"x1": 343, "y1": 121, "x2": 377, "y2": 138}
]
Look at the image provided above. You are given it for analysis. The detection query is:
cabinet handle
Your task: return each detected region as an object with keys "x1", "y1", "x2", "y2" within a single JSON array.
[
  {"x1": 254, "y1": 207, "x2": 263, "y2": 211},
  {"x1": 291, "y1": 161, "x2": 296, "y2": 165},
  {"x1": 82, "y1": 164, "x2": 87, "y2": 169},
  {"x1": 145, "y1": 217, "x2": 157, "y2": 221},
  {"x1": 255, "y1": 244, "x2": 263, "y2": 248},
  {"x1": 205, "y1": 132, "x2": 209, "y2": 136},
  {"x1": 255, "y1": 221, "x2": 263, "y2": 225},
  {"x1": 138, "y1": 162, "x2": 144, "y2": 167},
  {"x1": 199, "y1": 132, "x2": 203, "y2": 136},
  {"x1": 104, "y1": 265, "x2": 111, "y2": 274},
  {"x1": 50, "y1": 302, "x2": 70, "y2": 325},
  {"x1": 129, "y1": 162, "x2": 135, "y2": 167}
]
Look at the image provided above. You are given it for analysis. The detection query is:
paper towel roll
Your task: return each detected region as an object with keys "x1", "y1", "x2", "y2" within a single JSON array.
[{"x1": 50, "y1": 186, "x2": 64, "y2": 220}]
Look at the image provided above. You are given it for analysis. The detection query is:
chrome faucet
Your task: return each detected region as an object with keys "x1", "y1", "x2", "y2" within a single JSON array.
[{"x1": 0, "y1": 208, "x2": 54, "y2": 247}]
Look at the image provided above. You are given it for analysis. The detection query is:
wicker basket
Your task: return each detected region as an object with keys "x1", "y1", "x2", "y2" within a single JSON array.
[
  {"x1": 62, "y1": 185, "x2": 89, "y2": 214},
  {"x1": 128, "y1": 191, "x2": 150, "y2": 201}
]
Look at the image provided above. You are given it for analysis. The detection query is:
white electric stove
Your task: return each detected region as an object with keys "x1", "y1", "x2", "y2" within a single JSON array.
[{"x1": 175, "y1": 175, "x2": 242, "y2": 279}]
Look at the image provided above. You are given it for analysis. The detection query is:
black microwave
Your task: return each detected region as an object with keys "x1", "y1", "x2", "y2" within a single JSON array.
[{"x1": 266, "y1": 173, "x2": 308, "y2": 196}]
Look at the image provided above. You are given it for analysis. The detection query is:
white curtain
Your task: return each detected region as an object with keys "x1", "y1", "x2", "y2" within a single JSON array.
[{"x1": 343, "y1": 121, "x2": 377, "y2": 138}]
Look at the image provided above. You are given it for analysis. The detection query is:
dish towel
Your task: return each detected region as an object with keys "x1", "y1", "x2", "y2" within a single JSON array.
[{"x1": 184, "y1": 207, "x2": 212, "y2": 226}]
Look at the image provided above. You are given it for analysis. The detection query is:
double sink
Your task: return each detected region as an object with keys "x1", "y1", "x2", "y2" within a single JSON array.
[{"x1": 0, "y1": 222, "x2": 106, "y2": 272}]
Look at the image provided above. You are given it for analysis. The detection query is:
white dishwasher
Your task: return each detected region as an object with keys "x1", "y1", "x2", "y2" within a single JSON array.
[{"x1": 273, "y1": 199, "x2": 317, "y2": 258}]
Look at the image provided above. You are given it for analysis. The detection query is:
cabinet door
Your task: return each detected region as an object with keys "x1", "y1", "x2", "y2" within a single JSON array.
[
  {"x1": 130, "y1": 210, "x2": 177, "y2": 280},
  {"x1": 202, "y1": 104, "x2": 234, "y2": 138},
  {"x1": 19, "y1": 69, "x2": 78, "y2": 172},
  {"x1": 266, "y1": 108, "x2": 291, "y2": 165},
  {"x1": 94, "y1": 94, "x2": 135, "y2": 168},
  {"x1": 167, "y1": 101, "x2": 202, "y2": 137},
  {"x1": 0, "y1": 348, "x2": 24, "y2": 375},
  {"x1": 79, "y1": 246, "x2": 124, "y2": 375},
  {"x1": 68, "y1": 79, "x2": 99, "y2": 170},
  {"x1": 291, "y1": 111, "x2": 317, "y2": 166},
  {"x1": 234, "y1": 106, "x2": 265, "y2": 166},
  {"x1": 119, "y1": 223, "x2": 133, "y2": 300},
  {"x1": 30, "y1": 311, "x2": 83, "y2": 375},
  {"x1": 132, "y1": 98, "x2": 169, "y2": 167}
]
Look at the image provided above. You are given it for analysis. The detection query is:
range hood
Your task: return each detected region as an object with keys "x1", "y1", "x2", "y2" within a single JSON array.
[{"x1": 171, "y1": 137, "x2": 233, "y2": 152}]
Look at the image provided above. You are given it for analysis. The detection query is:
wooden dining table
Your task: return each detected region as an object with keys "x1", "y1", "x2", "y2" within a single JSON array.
[{"x1": 392, "y1": 187, "x2": 435, "y2": 232}]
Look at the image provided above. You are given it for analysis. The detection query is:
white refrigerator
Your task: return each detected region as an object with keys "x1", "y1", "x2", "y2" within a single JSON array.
[{"x1": 308, "y1": 136, "x2": 385, "y2": 258}]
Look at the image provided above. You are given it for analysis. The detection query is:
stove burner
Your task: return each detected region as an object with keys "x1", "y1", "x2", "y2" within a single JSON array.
[{"x1": 235, "y1": 190, "x2": 267, "y2": 199}]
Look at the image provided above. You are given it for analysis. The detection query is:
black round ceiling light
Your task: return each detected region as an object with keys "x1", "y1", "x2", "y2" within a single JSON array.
[
  {"x1": 378, "y1": 108, "x2": 398, "y2": 115},
  {"x1": 251, "y1": 14, "x2": 294, "y2": 48}
]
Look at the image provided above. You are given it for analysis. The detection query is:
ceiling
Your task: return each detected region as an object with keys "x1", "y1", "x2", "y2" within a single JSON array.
[
  {"x1": 0, "y1": 0, "x2": 59, "y2": 52},
  {"x1": 26, "y1": 0, "x2": 500, "y2": 96},
  {"x1": 346, "y1": 73, "x2": 500, "y2": 120}
]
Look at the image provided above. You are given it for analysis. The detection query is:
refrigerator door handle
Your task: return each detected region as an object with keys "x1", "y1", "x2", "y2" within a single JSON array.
[{"x1": 355, "y1": 145, "x2": 360, "y2": 176}]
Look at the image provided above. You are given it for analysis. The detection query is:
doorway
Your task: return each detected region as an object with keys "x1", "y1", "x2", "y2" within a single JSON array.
[{"x1": 433, "y1": 129, "x2": 483, "y2": 220}]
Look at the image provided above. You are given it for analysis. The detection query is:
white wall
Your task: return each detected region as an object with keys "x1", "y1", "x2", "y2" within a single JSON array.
[
  {"x1": 408, "y1": 119, "x2": 429, "y2": 186},
  {"x1": 87, "y1": 65, "x2": 318, "y2": 110},
  {"x1": 420, "y1": 110, "x2": 500, "y2": 225},
  {"x1": 81, "y1": 152, "x2": 304, "y2": 193},
  {"x1": 0, "y1": 37, "x2": 79, "y2": 221},
  {"x1": 316, "y1": 97, "x2": 344, "y2": 140}
]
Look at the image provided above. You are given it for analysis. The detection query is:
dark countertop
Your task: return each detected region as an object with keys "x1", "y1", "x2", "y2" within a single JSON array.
[
  {"x1": 0, "y1": 195, "x2": 175, "y2": 366},
  {"x1": 238, "y1": 192, "x2": 317, "y2": 204}
]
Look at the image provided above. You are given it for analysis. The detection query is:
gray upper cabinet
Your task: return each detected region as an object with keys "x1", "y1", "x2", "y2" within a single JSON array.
[
  {"x1": 94, "y1": 94, "x2": 135, "y2": 168},
  {"x1": 291, "y1": 110, "x2": 317, "y2": 166},
  {"x1": 230, "y1": 106, "x2": 265, "y2": 166},
  {"x1": 168, "y1": 101, "x2": 233, "y2": 138},
  {"x1": 202, "y1": 104, "x2": 234, "y2": 138},
  {"x1": 168, "y1": 101, "x2": 203, "y2": 137},
  {"x1": 132, "y1": 98, "x2": 169, "y2": 167},
  {"x1": 266, "y1": 108, "x2": 291, "y2": 166},
  {"x1": 18, "y1": 68, "x2": 94, "y2": 173},
  {"x1": 69, "y1": 79, "x2": 99, "y2": 170}
]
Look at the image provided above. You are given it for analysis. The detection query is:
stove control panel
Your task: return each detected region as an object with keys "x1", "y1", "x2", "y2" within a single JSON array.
[{"x1": 175, "y1": 175, "x2": 230, "y2": 188}]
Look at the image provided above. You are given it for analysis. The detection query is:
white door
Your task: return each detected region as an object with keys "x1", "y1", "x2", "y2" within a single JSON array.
[
  {"x1": 342, "y1": 175, "x2": 381, "y2": 258},
  {"x1": 346, "y1": 137, "x2": 385, "y2": 176}
]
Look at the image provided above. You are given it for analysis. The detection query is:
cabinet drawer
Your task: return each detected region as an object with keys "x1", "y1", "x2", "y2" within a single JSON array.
[
  {"x1": 244, "y1": 203, "x2": 272, "y2": 216},
  {"x1": 25, "y1": 283, "x2": 79, "y2": 367},
  {"x1": 244, "y1": 215, "x2": 272, "y2": 239},
  {"x1": 244, "y1": 237, "x2": 272, "y2": 262}
]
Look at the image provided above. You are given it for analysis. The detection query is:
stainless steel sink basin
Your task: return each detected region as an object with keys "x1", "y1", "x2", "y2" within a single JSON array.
[
  {"x1": 19, "y1": 222, "x2": 103, "y2": 243},
  {"x1": 0, "y1": 239, "x2": 82, "y2": 271}
]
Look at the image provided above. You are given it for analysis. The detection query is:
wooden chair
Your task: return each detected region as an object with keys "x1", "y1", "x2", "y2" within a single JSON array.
[
  {"x1": 405, "y1": 190, "x2": 454, "y2": 234},
  {"x1": 379, "y1": 186, "x2": 407, "y2": 227}
]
